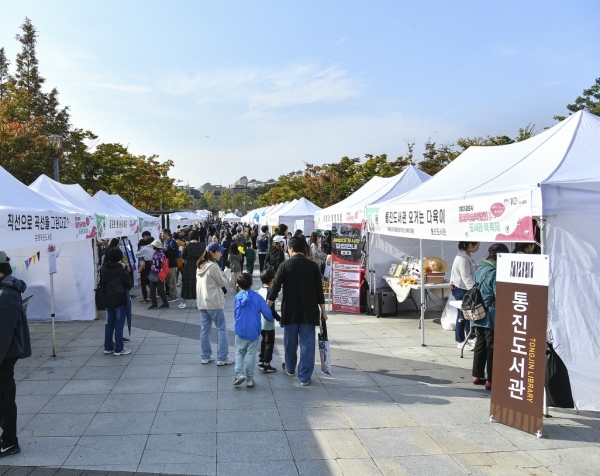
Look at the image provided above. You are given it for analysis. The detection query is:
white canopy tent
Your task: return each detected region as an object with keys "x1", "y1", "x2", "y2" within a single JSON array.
[
  {"x1": 222, "y1": 212, "x2": 242, "y2": 222},
  {"x1": 105, "y1": 193, "x2": 161, "y2": 236},
  {"x1": 368, "y1": 111, "x2": 600, "y2": 412},
  {"x1": 260, "y1": 201, "x2": 290, "y2": 226},
  {"x1": 315, "y1": 166, "x2": 430, "y2": 231},
  {"x1": 0, "y1": 167, "x2": 95, "y2": 322},
  {"x1": 92, "y1": 191, "x2": 143, "y2": 237},
  {"x1": 266, "y1": 200, "x2": 298, "y2": 227},
  {"x1": 274, "y1": 197, "x2": 322, "y2": 235}
]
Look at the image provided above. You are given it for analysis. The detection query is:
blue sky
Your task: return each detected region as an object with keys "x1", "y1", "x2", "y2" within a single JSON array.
[{"x1": 1, "y1": 1, "x2": 599, "y2": 187}]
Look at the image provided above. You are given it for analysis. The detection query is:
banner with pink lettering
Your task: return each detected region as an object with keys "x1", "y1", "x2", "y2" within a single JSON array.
[{"x1": 367, "y1": 192, "x2": 535, "y2": 242}]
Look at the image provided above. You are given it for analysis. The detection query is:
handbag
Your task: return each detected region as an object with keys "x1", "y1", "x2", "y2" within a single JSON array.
[
  {"x1": 461, "y1": 268, "x2": 495, "y2": 321},
  {"x1": 148, "y1": 270, "x2": 160, "y2": 283},
  {"x1": 159, "y1": 260, "x2": 169, "y2": 282},
  {"x1": 318, "y1": 319, "x2": 332, "y2": 375}
]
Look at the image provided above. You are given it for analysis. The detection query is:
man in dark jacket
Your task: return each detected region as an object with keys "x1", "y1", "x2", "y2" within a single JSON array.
[
  {"x1": 161, "y1": 229, "x2": 179, "y2": 301},
  {"x1": 0, "y1": 250, "x2": 31, "y2": 458},
  {"x1": 102, "y1": 248, "x2": 134, "y2": 356},
  {"x1": 267, "y1": 236, "x2": 327, "y2": 386},
  {"x1": 257, "y1": 225, "x2": 271, "y2": 273}
]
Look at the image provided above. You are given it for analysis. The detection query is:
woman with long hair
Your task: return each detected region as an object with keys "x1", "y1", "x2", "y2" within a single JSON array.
[
  {"x1": 196, "y1": 242, "x2": 233, "y2": 365},
  {"x1": 178, "y1": 230, "x2": 205, "y2": 309},
  {"x1": 310, "y1": 232, "x2": 325, "y2": 271}
]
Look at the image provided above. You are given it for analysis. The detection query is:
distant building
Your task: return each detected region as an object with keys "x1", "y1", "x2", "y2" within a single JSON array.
[{"x1": 199, "y1": 183, "x2": 225, "y2": 197}]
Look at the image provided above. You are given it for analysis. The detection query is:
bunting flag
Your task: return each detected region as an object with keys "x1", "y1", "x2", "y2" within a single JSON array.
[{"x1": 12, "y1": 251, "x2": 41, "y2": 274}]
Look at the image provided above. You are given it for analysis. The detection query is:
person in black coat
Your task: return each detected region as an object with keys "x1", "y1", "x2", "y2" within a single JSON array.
[
  {"x1": 264, "y1": 236, "x2": 286, "y2": 272},
  {"x1": 267, "y1": 236, "x2": 327, "y2": 386},
  {"x1": 0, "y1": 250, "x2": 31, "y2": 458},
  {"x1": 102, "y1": 247, "x2": 133, "y2": 356}
]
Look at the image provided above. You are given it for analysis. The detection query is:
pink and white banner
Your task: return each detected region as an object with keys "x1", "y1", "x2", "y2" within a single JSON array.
[{"x1": 368, "y1": 192, "x2": 535, "y2": 242}]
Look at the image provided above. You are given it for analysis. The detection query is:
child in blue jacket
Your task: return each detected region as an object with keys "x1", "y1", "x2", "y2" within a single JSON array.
[{"x1": 233, "y1": 273, "x2": 275, "y2": 387}]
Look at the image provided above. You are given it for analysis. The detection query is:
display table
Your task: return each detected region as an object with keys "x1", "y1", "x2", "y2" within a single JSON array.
[{"x1": 385, "y1": 277, "x2": 451, "y2": 311}]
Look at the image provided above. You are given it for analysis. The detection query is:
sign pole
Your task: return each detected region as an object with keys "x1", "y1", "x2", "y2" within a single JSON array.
[
  {"x1": 48, "y1": 244, "x2": 58, "y2": 357},
  {"x1": 420, "y1": 239, "x2": 426, "y2": 347}
]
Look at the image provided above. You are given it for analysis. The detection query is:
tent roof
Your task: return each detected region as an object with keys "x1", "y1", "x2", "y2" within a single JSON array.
[
  {"x1": 323, "y1": 166, "x2": 430, "y2": 214},
  {"x1": 381, "y1": 111, "x2": 600, "y2": 215},
  {"x1": 30, "y1": 175, "x2": 119, "y2": 217},
  {"x1": 279, "y1": 197, "x2": 322, "y2": 217},
  {"x1": 93, "y1": 191, "x2": 140, "y2": 221},
  {"x1": 106, "y1": 194, "x2": 157, "y2": 220}
]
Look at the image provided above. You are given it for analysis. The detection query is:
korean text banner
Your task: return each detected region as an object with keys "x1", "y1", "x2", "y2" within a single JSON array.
[
  {"x1": 331, "y1": 223, "x2": 362, "y2": 314},
  {"x1": 369, "y1": 192, "x2": 535, "y2": 242},
  {"x1": 0, "y1": 209, "x2": 96, "y2": 249}
]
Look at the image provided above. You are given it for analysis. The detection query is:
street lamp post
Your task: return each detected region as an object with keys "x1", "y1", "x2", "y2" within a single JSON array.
[{"x1": 46, "y1": 134, "x2": 63, "y2": 181}]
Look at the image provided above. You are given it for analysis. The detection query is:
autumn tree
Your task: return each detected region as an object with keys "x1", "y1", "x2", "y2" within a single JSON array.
[
  {"x1": 204, "y1": 191, "x2": 215, "y2": 210},
  {"x1": 218, "y1": 189, "x2": 233, "y2": 210}
]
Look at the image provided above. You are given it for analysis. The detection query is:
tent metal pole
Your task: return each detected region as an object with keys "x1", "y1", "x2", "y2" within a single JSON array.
[
  {"x1": 50, "y1": 273, "x2": 57, "y2": 357},
  {"x1": 539, "y1": 216, "x2": 551, "y2": 417},
  {"x1": 92, "y1": 237, "x2": 99, "y2": 320},
  {"x1": 420, "y1": 239, "x2": 426, "y2": 347}
]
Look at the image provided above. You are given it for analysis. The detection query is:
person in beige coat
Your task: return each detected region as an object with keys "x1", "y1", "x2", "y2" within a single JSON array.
[{"x1": 197, "y1": 242, "x2": 233, "y2": 365}]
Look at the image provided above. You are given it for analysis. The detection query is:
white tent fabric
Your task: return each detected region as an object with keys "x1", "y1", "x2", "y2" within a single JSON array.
[
  {"x1": 30, "y1": 176, "x2": 137, "y2": 239},
  {"x1": 266, "y1": 200, "x2": 298, "y2": 227},
  {"x1": 222, "y1": 213, "x2": 241, "y2": 221},
  {"x1": 277, "y1": 197, "x2": 322, "y2": 235},
  {"x1": 316, "y1": 166, "x2": 430, "y2": 230},
  {"x1": 0, "y1": 166, "x2": 94, "y2": 248},
  {"x1": 105, "y1": 194, "x2": 161, "y2": 235},
  {"x1": 369, "y1": 111, "x2": 600, "y2": 411},
  {"x1": 260, "y1": 202, "x2": 290, "y2": 226},
  {"x1": 92, "y1": 191, "x2": 142, "y2": 237}
]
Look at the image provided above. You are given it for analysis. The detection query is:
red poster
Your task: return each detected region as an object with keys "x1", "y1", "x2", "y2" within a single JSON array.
[{"x1": 331, "y1": 223, "x2": 362, "y2": 314}]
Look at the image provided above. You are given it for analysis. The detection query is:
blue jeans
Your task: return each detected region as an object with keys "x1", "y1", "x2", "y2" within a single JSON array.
[
  {"x1": 235, "y1": 336, "x2": 259, "y2": 378},
  {"x1": 452, "y1": 287, "x2": 470, "y2": 343},
  {"x1": 284, "y1": 323, "x2": 316, "y2": 383},
  {"x1": 200, "y1": 309, "x2": 229, "y2": 361},
  {"x1": 105, "y1": 304, "x2": 127, "y2": 353}
]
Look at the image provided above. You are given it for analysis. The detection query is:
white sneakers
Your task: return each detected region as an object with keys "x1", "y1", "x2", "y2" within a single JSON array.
[
  {"x1": 217, "y1": 358, "x2": 234, "y2": 366},
  {"x1": 177, "y1": 303, "x2": 187, "y2": 309},
  {"x1": 457, "y1": 341, "x2": 476, "y2": 351},
  {"x1": 201, "y1": 357, "x2": 214, "y2": 364},
  {"x1": 114, "y1": 347, "x2": 131, "y2": 356}
]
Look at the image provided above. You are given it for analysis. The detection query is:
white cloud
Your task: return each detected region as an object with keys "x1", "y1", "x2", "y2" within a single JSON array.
[{"x1": 158, "y1": 63, "x2": 362, "y2": 111}]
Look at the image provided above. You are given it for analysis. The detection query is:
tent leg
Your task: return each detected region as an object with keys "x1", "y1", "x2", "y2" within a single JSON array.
[
  {"x1": 93, "y1": 237, "x2": 99, "y2": 320},
  {"x1": 50, "y1": 273, "x2": 57, "y2": 357},
  {"x1": 420, "y1": 239, "x2": 426, "y2": 347}
]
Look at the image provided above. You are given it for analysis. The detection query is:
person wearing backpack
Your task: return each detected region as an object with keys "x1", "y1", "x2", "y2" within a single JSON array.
[
  {"x1": 450, "y1": 241, "x2": 480, "y2": 351},
  {"x1": 257, "y1": 225, "x2": 270, "y2": 272},
  {"x1": 471, "y1": 243, "x2": 509, "y2": 391},
  {"x1": 102, "y1": 247, "x2": 134, "y2": 356},
  {"x1": 0, "y1": 250, "x2": 31, "y2": 458}
]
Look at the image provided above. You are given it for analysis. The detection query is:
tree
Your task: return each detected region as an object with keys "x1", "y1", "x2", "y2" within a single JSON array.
[
  {"x1": 0, "y1": 47, "x2": 10, "y2": 100},
  {"x1": 232, "y1": 192, "x2": 248, "y2": 213},
  {"x1": 204, "y1": 191, "x2": 215, "y2": 210},
  {"x1": 555, "y1": 77, "x2": 600, "y2": 121},
  {"x1": 219, "y1": 189, "x2": 233, "y2": 210}
]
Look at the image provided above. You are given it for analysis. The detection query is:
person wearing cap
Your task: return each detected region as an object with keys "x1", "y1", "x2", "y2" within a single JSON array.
[
  {"x1": 148, "y1": 239, "x2": 169, "y2": 309},
  {"x1": 160, "y1": 229, "x2": 179, "y2": 302},
  {"x1": 471, "y1": 243, "x2": 509, "y2": 391},
  {"x1": 196, "y1": 242, "x2": 234, "y2": 365},
  {"x1": 265, "y1": 235, "x2": 285, "y2": 273},
  {"x1": 0, "y1": 250, "x2": 31, "y2": 458}
]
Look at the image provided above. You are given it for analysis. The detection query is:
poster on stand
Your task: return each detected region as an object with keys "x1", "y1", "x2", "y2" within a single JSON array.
[
  {"x1": 367, "y1": 192, "x2": 535, "y2": 243},
  {"x1": 331, "y1": 223, "x2": 362, "y2": 314},
  {"x1": 490, "y1": 253, "x2": 549, "y2": 437}
]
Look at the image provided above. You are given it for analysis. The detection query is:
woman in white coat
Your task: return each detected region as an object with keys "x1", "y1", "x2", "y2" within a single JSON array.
[
  {"x1": 196, "y1": 242, "x2": 233, "y2": 365},
  {"x1": 449, "y1": 241, "x2": 480, "y2": 350}
]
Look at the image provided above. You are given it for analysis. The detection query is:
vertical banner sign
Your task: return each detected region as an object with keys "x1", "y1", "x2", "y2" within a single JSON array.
[
  {"x1": 48, "y1": 244, "x2": 57, "y2": 275},
  {"x1": 331, "y1": 223, "x2": 362, "y2": 314},
  {"x1": 491, "y1": 253, "x2": 549, "y2": 437}
]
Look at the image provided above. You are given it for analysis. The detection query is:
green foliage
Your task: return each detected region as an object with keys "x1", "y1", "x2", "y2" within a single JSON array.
[
  {"x1": 203, "y1": 191, "x2": 215, "y2": 210},
  {"x1": 555, "y1": 77, "x2": 600, "y2": 121},
  {"x1": 218, "y1": 189, "x2": 233, "y2": 210},
  {"x1": 0, "y1": 17, "x2": 187, "y2": 211}
]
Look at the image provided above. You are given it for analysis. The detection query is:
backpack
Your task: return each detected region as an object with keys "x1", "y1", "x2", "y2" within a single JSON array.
[
  {"x1": 257, "y1": 234, "x2": 269, "y2": 252},
  {"x1": 461, "y1": 268, "x2": 495, "y2": 321}
]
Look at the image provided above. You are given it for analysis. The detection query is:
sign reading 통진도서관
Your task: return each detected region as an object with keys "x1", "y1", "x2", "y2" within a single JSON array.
[
  {"x1": 331, "y1": 223, "x2": 362, "y2": 314},
  {"x1": 490, "y1": 253, "x2": 549, "y2": 437}
]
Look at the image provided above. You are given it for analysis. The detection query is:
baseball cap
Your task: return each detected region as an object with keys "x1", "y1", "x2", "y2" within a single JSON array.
[
  {"x1": 272, "y1": 235, "x2": 284, "y2": 243},
  {"x1": 151, "y1": 239, "x2": 163, "y2": 248},
  {"x1": 0, "y1": 250, "x2": 10, "y2": 263},
  {"x1": 207, "y1": 242, "x2": 226, "y2": 253}
]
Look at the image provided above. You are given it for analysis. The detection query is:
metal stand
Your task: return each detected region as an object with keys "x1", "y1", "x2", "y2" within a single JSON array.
[
  {"x1": 49, "y1": 273, "x2": 57, "y2": 357},
  {"x1": 420, "y1": 239, "x2": 426, "y2": 347}
]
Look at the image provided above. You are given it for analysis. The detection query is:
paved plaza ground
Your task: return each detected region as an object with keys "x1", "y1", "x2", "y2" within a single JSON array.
[{"x1": 2, "y1": 278, "x2": 600, "y2": 476}]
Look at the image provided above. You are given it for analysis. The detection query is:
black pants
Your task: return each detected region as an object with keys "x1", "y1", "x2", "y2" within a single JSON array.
[
  {"x1": 258, "y1": 254, "x2": 267, "y2": 273},
  {"x1": 150, "y1": 280, "x2": 168, "y2": 306},
  {"x1": 472, "y1": 327, "x2": 494, "y2": 382},
  {"x1": 141, "y1": 263, "x2": 151, "y2": 300},
  {"x1": 259, "y1": 330, "x2": 275, "y2": 364},
  {"x1": 0, "y1": 357, "x2": 18, "y2": 446}
]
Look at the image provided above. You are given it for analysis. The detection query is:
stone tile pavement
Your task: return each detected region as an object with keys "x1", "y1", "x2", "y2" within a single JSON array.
[{"x1": 2, "y1": 278, "x2": 600, "y2": 475}]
